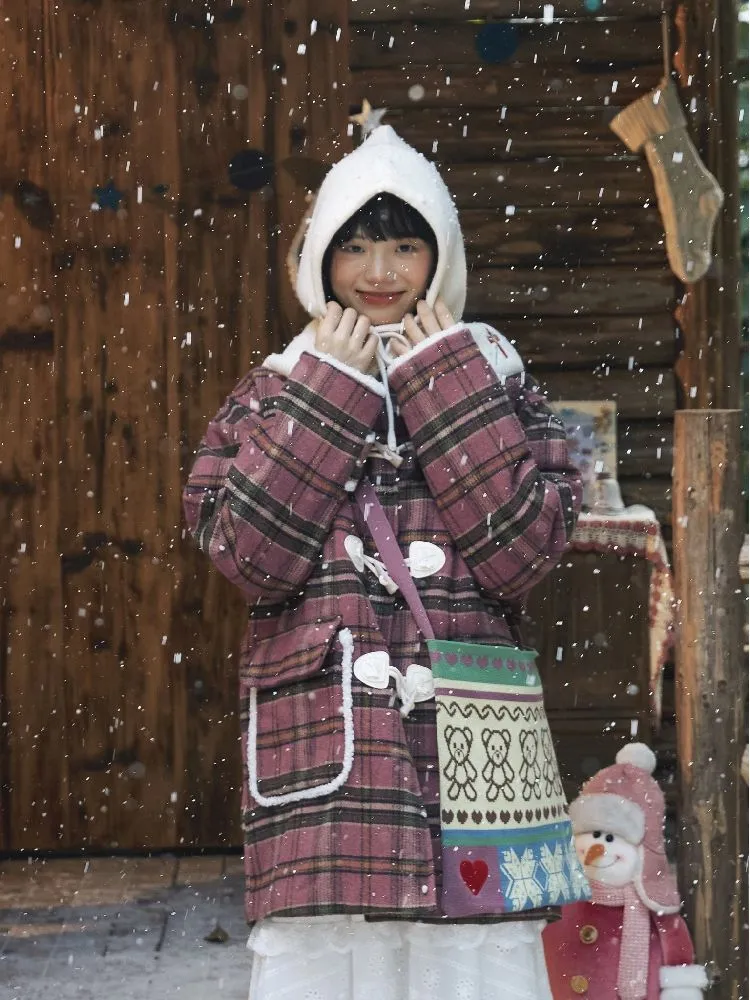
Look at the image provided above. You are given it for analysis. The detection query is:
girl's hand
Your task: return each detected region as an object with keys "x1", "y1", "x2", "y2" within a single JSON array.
[
  {"x1": 315, "y1": 303, "x2": 379, "y2": 375},
  {"x1": 389, "y1": 297, "x2": 456, "y2": 359}
]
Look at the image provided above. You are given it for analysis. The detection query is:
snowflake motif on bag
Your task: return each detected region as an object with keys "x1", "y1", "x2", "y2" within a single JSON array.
[
  {"x1": 539, "y1": 842, "x2": 569, "y2": 903},
  {"x1": 443, "y1": 725, "x2": 478, "y2": 801},
  {"x1": 518, "y1": 729, "x2": 542, "y2": 801},
  {"x1": 540, "y1": 726, "x2": 564, "y2": 798},
  {"x1": 500, "y1": 847, "x2": 544, "y2": 911},
  {"x1": 481, "y1": 727, "x2": 515, "y2": 802}
]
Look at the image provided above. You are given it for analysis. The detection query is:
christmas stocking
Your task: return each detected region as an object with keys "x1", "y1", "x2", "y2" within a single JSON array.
[{"x1": 609, "y1": 79, "x2": 724, "y2": 283}]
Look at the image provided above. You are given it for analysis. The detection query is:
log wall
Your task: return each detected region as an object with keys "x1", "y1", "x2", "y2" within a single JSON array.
[
  {"x1": 0, "y1": 0, "x2": 707, "y2": 851},
  {"x1": 350, "y1": 0, "x2": 677, "y2": 523}
]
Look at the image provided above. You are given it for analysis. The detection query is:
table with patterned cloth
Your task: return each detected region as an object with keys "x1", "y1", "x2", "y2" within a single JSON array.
[{"x1": 569, "y1": 505, "x2": 675, "y2": 724}]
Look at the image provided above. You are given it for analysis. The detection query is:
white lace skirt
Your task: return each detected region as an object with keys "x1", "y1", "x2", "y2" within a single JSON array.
[{"x1": 247, "y1": 916, "x2": 554, "y2": 1000}]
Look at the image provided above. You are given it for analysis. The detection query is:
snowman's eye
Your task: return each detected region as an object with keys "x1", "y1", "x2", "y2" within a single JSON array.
[
  {"x1": 592, "y1": 831, "x2": 602, "y2": 839},
  {"x1": 605, "y1": 834, "x2": 614, "y2": 843}
]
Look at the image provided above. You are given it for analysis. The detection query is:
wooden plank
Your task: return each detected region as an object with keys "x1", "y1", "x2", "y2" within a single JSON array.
[
  {"x1": 461, "y1": 206, "x2": 666, "y2": 267},
  {"x1": 525, "y1": 554, "x2": 651, "y2": 712},
  {"x1": 168, "y1": 2, "x2": 270, "y2": 205},
  {"x1": 174, "y1": 856, "x2": 225, "y2": 886},
  {"x1": 673, "y1": 411, "x2": 747, "y2": 998},
  {"x1": 351, "y1": 19, "x2": 662, "y2": 69},
  {"x1": 444, "y1": 159, "x2": 654, "y2": 209},
  {"x1": 500, "y1": 315, "x2": 675, "y2": 368},
  {"x1": 72, "y1": 857, "x2": 176, "y2": 907},
  {"x1": 169, "y1": 1, "x2": 273, "y2": 848},
  {"x1": 44, "y1": 1, "x2": 183, "y2": 851},
  {"x1": 350, "y1": 0, "x2": 664, "y2": 20},
  {"x1": 352, "y1": 63, "x2": 664, "y2": 110},
  {"x1": 619, "y1": 476, "x2": 672, "y2": 525},
  {"x1": 616, "y1": 420, "x2": 673, "y2": 478},
  {"x1": 379, "y1": 106, "x2": 627, "y2": 160},
  {"x1": 0, "y1": 1, "x2": 64, "y2": 853},
  {"x1": 266, "y1": 0, "x2": 352, "y2": 340},
  {"x1": 468, "y1": 266, "x2": 674, "y2": 317},
  {"x1": 673, "y1": 3, "x2": 742, "y2": 411},
  {"x1": 1, "y1": 352, "x2": 67, "y2": 852},
  {"x1": 537, "y1": 365, "x2": 675, "y2": 419},
  {"x1": 0, "y1": 859, "x2": 89, "y2": 909}
]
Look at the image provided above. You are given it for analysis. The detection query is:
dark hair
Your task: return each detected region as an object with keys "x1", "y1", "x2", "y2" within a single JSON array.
[{"x1": 322, "y1": 193, "x2": 438, "y2": 303}]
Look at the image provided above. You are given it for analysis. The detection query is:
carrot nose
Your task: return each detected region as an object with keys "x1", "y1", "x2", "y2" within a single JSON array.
[{"x1": 584, "y1": 843, "x2": 606, "y2": 866}]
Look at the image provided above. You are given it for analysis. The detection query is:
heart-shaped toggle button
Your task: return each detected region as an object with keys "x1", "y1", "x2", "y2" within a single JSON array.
[
  {"x1": 405, "y1": 541, "x2": 446, "y2": 578},
  {"x1": 352, "y1": 650, "x2": 391, "y2": 689}
]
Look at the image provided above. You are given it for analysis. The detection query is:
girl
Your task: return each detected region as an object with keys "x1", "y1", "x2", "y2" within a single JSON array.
[{"x1": 183, "y1": 126, "x2": 582, "y2": 1000}]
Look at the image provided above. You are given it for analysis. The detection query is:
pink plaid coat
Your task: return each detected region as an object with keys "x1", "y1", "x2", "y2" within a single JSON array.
[{"x1": 183, "y1": 325, "x2": 581, "y2": 922}]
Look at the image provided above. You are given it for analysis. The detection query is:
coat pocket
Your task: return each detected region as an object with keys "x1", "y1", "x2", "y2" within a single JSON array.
[
  {"x1": 240, "y1": 617, "x2": 343, "y2": 689},
  {"x1": 244, "y1": 620, "x2": 355, "y2": 807}
]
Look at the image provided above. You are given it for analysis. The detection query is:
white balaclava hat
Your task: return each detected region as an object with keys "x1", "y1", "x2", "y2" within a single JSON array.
[{"x1": 294, "y1": 126, "x2": 467, "y2": 322}]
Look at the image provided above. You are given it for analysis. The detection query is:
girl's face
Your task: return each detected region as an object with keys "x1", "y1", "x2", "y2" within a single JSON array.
[{"x1": 329, "y1": 233, "x2": 434, "y2": 325}]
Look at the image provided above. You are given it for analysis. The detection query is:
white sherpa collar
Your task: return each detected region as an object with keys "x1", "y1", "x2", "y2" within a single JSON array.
[
  {"x1": 263, "y1": 323, "x2": 386, "y2": 398},
  {"x1": 294, "y1": 126, "x2": 467, "y2": 322}
]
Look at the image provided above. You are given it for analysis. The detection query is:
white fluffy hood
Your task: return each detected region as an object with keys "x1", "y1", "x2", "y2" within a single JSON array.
[{"x1": 294, "y1": 126, "x2": 467, "y2": 321}]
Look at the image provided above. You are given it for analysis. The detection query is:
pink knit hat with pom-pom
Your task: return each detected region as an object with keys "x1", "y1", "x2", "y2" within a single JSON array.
[{"x1": 569, "y1": 742, "x2": 681, "y2": 913}]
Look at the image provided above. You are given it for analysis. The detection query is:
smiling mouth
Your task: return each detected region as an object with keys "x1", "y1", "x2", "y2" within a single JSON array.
[
  {"x1": 356, "y1": 290, "x2": 405, "y2": 303},
  {"x1": 586, "y1": 860, "x2": 618, "y2": 869}
]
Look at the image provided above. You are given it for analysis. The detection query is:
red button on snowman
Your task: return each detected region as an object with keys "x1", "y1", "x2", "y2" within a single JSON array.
[{"x1": 543, "y1": 743, "x2": 707, "y2": 1000}]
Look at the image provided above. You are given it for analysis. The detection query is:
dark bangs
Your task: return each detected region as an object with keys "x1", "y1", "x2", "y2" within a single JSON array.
[
  {"x1": 322, "y1": 193, "x2": 438, "y2": 303},
  {"x1": 332, "y1": 193, "x2": 436, "y2": 247}
]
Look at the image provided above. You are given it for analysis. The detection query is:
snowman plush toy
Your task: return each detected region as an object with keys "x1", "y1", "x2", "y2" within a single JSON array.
[{"x1": 543, "y1": 743, "x2": 707, "y2": 1000}]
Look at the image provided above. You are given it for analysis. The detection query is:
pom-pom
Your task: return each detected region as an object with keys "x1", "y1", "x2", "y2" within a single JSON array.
[{"x1": 615, "y1": 742, "x2": 657, "y2": 774}]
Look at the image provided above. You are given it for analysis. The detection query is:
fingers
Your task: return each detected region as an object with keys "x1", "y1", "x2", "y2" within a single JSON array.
[
  {"x1": 315, "y1": 305, "x2": 377, "y2": 374},
  {"x1": 416, "y1": 300, "x2": 443, "y2": 336},
  {"x1": 434, "y1": 297, "x2": 456, "y2": 330},
  {"x1": 401, "y1": 312, "x2": 422, "y2": 343},
  {"x1": 317, "y1": 301, "x2": 343, "y2": 343}
]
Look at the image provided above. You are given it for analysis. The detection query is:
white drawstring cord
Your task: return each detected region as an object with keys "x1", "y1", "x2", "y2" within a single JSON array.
[
  {"x1": 370, "y1": 326, "x2": 410, "y2": 466},
  {"x1": 361, "y1": 552, "x2": 399, "y2": 594}
]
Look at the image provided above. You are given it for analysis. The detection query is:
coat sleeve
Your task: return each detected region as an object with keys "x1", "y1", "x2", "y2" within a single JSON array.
[
  {"x1": 183, "y1": 353, "x2": 383, "y2": 605},
  {"x1": 388, "y1": 326, "x2": 582, "y2": 600}
]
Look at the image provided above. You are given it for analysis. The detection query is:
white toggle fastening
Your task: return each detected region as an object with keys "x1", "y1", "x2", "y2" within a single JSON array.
[
  {"x1": 353, "y1": 652, "x2": 435, "y2": 717},
  {"x1": 369, "y1": 440, "x2": 405, "y2": 468},
  {"x1": 395, "y1": 664, "x2": 435, "y2": 717},
  {"x1": 344, "y1": 534, "x2": 366, "y2": 572},
  {"x1": 344, "y1": 534, "x2": 398, "y2": 594},
  {"x1": 352, "y1": 650, "x2": 391, "y2": 689},
  {"x1": 405, "y1": 541, "x2": 446, "y2": 578}
]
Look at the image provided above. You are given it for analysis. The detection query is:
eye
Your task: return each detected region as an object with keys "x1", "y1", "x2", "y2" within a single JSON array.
[
  {"x1": 592, "y1": 831, "x2": 602, "y2": 839},
  {"x1": 605, "y1": 834, "x2": 614, "y2": 843},
  {"x1": 338, "y1": 242, "x2": 365, "y2": 254},
  {"x1": 396, "y1": 241, "x2": 418, "y2": 253}
]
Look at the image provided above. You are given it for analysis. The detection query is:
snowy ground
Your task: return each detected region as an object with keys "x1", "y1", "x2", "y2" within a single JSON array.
[{"x1": 0, "y1": 855, "x2": 251, "y2": 1000}]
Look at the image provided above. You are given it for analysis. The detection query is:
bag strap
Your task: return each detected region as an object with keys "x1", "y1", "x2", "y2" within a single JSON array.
[{"x1": 354, "y1": 479, "x2": 436, "y2": 641}]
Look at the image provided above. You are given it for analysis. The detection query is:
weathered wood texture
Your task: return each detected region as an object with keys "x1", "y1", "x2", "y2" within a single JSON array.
[
  {"x1": 351, "y1": 0, "x2": 665, "y2": 17},
  {"x1": 266, "y1": 0, "x2": 353, "y2": 340},
  {"x1": 673, "y1": 410, "x2": 748, "y2": 1000},
  {"x1": 0, "y1": 0, "x2": 295, "y2": 852},
  {"x1": 3, "y1": 0, "x2": 732, "y2": 857},
  {"x1": 672, "y1": 1, "x2": 742, "y2": 409}
]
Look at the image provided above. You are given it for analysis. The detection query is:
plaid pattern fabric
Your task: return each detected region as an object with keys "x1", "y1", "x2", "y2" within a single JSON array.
[{"x1": 183, "y1": 328, "x2": 581, "y2": 922}]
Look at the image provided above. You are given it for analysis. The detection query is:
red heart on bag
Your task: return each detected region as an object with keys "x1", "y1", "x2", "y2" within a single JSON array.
[{"x1": 460, "y1": 859, "x2": 489, "y2": 896}]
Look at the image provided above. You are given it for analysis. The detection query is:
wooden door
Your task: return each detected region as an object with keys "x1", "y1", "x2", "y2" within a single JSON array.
[{"x1": 0, "y1": 0, "x2": 348, "y2": 851}]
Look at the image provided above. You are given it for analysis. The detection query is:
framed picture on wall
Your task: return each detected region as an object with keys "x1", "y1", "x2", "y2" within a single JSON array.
[{"x1": 548, "y1": 400, "x2": 618, "y2": 510}]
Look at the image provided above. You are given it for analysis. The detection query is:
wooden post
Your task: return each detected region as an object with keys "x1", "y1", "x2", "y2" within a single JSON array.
[
  {"x1": 673, "y1": 410, "x2": 748, "y2": 1000},
  {"x1": 673, "y1": 0, "x2": 742, "y2": 410}
]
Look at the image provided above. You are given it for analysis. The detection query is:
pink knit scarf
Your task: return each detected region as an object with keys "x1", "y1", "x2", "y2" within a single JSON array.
[{"x1": 589, "y1": 881, "x2": 652, "y2": 1000}]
